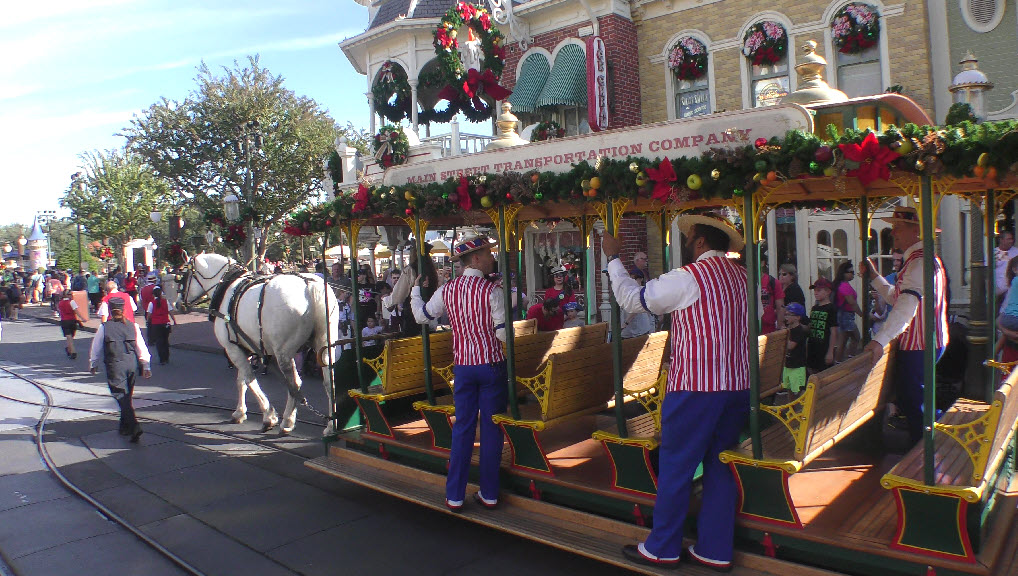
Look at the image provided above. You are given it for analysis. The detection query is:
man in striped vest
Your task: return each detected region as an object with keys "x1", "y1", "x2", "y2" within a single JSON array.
[
  {"x1": 604, "y1": 214, "x2": 749, "y2": 572},
  {"x1": 411, "y1": 235, "x2": 507, "y2": 511},
  {"x1": 863, "y1": 206, "x2": 949, "y2": 443}
]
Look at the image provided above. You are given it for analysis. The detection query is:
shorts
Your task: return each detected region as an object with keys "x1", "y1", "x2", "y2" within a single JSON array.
[
  {"x1": 60, "y1": 319, "x2": 78, "y2": 337},
  {"x1": 837, "y1": 309, "x2": 857, "y2": 333},
  {"x1": 782, "y1": 366, "x2": 807, "y2": 394}
]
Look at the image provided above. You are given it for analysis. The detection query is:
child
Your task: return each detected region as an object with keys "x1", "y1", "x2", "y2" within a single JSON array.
[
  {"x1": 806, "y1": 278, "x2": 839, "y2": 375},
  {"x1": 562, "y1": 302, "x2": 585, "y2": 328},
  {"x1": 781, "y1": 303, "x2": 809, "y2": 396},
  {"x1": 994, "y1": 255, "x2": 1018, "y2": 356},
  {"x1": 361, "y1": 316, "x2": 384, "y2": 346}
]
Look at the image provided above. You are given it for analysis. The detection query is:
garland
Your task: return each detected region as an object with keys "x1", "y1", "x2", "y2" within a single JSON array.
[
  {"x1": 282, "y1": 119, "x2": 1018, "y2": 234},
  {"x1": 166, "y1": 241, "x2": 187, "y2": 267},
  {"x1": 371, "y1": 61, "x2": 412, "y2": 124},
  {"x1": 418, "y1": 101, "x2": 458, "y2": 125},
  {"x1": 832, "y1": 3, "x2": 880, "y2": 54},
  {"x1": 222, "y1": 224, "x2": 247, "y2": 251},
  {"x1": 668, "y1": 37, "x2": 708, "y2": 82},
  {"x1": 531, "y1": 120, "x2": 566, "y2": 142},
  {"x1": 743, "y1": 21, "x2": 787, "y2": 66},
  {"x1": 433, "y1": 2, "x2": 510, "y2": 117},
  {"x1": 373, "y1": 124, "x2": 410, "y2": 168}
]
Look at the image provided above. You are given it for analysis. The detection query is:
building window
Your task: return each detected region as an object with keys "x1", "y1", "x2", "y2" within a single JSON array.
[
  {"x1": 831, "y1": 3, "x2": 883, "y2": 97},
  {"x1": 836, "y1": 46, "x2": 882, "y2": 97},
  {"x1": 744, "y1": 21, "x2": 790, "y2": 107},
  {"x1": 961, "y1": 0, "x2": 1004, "y2": 32},
  {"x1": 668, "y1": 37, "x2": 711, "y2": 118}
]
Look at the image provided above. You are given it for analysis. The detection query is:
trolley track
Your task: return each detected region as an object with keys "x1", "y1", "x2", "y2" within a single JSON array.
[{"x1": 0, "y1": 365, "x2": 327, "y2": 576}]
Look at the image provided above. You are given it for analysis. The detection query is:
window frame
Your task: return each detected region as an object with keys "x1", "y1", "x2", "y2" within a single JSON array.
[{"x1": 659, "y1": 30, "x2": 716, "y2": 121}]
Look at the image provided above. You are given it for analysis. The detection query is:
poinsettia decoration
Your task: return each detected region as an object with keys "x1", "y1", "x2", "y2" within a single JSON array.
[
  {"x1": 531, "y1": 120, "x2": 566, "y2": 142},
  {"x1": 223, "y1": 224, "x2": 247, "y2": 251},
  {"x1": 668, "y1": 37, "x2": 708, "y2": 82},
  {"x1": 832, "y1": 4, "x2": 880, "y2": 54},
  {"x1": 98, "y1": 246, "x2": 114, "y2": 259},
  {"x1": 743, "y1": 21, "x2": 787, "y2": 66},
  {"x1": 839, "y1": 132, "x2": 899, "y2": 186}
]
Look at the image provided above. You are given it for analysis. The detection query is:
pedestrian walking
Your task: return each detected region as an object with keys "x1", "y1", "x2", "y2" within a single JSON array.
[
  {"x1": 145, "y1": 286, "x2": 176, "y2": 365},
  {"x1": 604, "y1": 214, "x2": 749, "y2": 571},
  {"x1": 86, "y1": 272, "x2": 102, "y2": 312},
  {"x1": 57, "y1": 290, "x2": 83, "y2": 359},
  {"x1": 98, "y1": 281, "x2": 137, "y2": 323},
  {"x1": 5, "y1": 280, "x2": 21, "y2": 321},
  {"x1": 411, "y1": 235, "x2": 507, "y2": 511},
  {"x1": 89, "y1": 298, "x2": 152, "y2": 442}
]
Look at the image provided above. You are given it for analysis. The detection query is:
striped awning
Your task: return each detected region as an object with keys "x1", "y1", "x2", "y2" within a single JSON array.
[
  {"x1": 508, "y1": 53, "x2": 550, "y2": 114},
  {"x1": 536, "y1": 44, "x2": 587, "y2": 108}
]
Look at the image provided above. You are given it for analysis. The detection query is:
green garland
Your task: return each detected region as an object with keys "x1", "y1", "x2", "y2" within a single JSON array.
[
  {"x1": 283, "y1": 120, "x2": 1018, "y2": 235},
  {"x1": 433, "y1": 2, "x2": 507, "y2": 116},
  {"x1": 372, "y1": 61, "x2": 412, "y2": 124}
]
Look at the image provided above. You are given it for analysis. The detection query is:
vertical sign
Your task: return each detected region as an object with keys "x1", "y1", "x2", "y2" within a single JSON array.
[{"x1": 586, "y1": 36, "x2": 608, "y2": 132}]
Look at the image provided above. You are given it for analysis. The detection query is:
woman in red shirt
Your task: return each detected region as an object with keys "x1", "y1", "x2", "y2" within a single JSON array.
[
  {"x1": 145, "y1": 286, "x2": 176, "y2": 365},
  {"x1": 543, "y1": 266, "x2": 576, "y2": 307},
  {"x1": 124, "y1": 272, "x2": 138, "y2": 303},
  {"x1": 56, "y1": 291, "x2": 81, "y2": 359}
]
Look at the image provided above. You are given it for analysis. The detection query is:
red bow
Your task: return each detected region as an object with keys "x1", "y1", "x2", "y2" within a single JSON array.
[
  {"x1": 645, "y1": 158, "x2": 676, "y2": 202},
  {"x1": 463, "y1": 68, "x2": 511, "y2": 108},
  {"x1": 353, "y1": 183, "x2": 370, "y2": 213},
  {"x1": 457, "y1": 176, "x2": 472, "y2": 211}
]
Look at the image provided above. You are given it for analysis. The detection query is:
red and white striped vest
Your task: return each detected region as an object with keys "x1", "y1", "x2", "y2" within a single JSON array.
[
  {"x1": 896, "y1": 248, "x2": 949, "y2": 351},
  {"x1": 667, "y1": 256, "x2": 750, "y2": 393},
  {"x1": 444, "y1": 275, "x2": 505, "y2": 366}
]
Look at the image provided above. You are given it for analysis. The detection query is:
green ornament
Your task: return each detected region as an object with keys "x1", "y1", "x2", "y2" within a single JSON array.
[
  {"x1": 754, "y1": 160, "x2": 768, "y2": 172},
  {"x1": 442, "y1": 193, "x2": 449, "y2": 199},
  {"x1": 733, "y1": 188, "x2": 744, "y2": 196},
  {"x1": 809, "y1": 161, "x2": 820, "y2": 173},
  {"x1": 535, "y1": 192, "x2": 543, "y2": 200}
]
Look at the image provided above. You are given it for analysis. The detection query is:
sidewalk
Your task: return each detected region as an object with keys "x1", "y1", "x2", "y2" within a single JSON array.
[{"x1": 17, "y1": 303, "x2": 222, "y2": 355}]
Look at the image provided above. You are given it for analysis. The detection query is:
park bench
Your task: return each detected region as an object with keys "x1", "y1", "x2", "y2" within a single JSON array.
[
  {"x1": 415, "y1": 322, "x2": 606, "y2": 451},
  {"x1": 492, "y1": 331, "x2": 669, "y2": 476},
  {"x1": 718, "y1": 343, "x2": 896, "y2": 527},
  {"x1": 592, "y1": 329, "x2": 790, "y2": 496},
  {"x1": 350, "y1": 319, "x2": 538, "y2": 439},
  {"x1": 879, "y1": 373, "x2": 1018, "y2": 562}
]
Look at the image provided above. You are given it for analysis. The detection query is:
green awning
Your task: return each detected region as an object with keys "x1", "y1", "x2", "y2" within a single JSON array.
[
  {"x1": 508, "y1": 53, "x2": 550, "y2": 114},
  {"x1": 536, "y1": 44, "x2": 587, "y2": 108}
]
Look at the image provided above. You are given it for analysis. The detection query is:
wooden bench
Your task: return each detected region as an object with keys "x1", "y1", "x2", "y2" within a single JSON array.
[
  {"x1": 718, "y1": 343, "x2": 896, "y2": 528},
  {"x1": 492, "y1": 331, "x2": 669, "y2": 476},
  {"x1": 592, "y1": 329, "x2": 790, "y2": 496},
  {"x1": 415, "y1": 323, "x2": 607, "y2": 451},
  {"x1": 880, "y1": 373, "x2": 1018, "y2": 562}
]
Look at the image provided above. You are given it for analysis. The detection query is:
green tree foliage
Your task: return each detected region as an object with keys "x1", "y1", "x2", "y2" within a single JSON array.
[
  {"x1": 124, "y1": 56, "x2": 368, "y2": 260},
  {"x1": 60, "y1": 150, "x2": 173, "y2": 267},
  {"x1": 49, "y1": 220, "x2": 102, "y2": 272},
  {"x1": 945, "y1": 102, "x2": 978, "y2": 126}
]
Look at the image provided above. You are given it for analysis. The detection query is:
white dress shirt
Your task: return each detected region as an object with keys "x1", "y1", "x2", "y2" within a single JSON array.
[
  {"x1": 608, "y1": 250, "x2": 727, "y2": 316},
  {"x1": 870, "y1": 241, "x2": 922, "y2": 348},
  {"x1": 410, "y1": 267, "x2": 506, "y2": 341},
  {"x1": 89, "y1": 321, "x2": 152, "y2": 370}
]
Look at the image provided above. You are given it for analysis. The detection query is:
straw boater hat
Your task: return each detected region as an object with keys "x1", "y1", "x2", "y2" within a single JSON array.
[
  {"x1": 676, "y1": 213, "x2": 745, "y2": 252},
  {"x1": 451, "y1": 235, "x2": 497, "y2": 261},
  {"x1": 879, "y1": 205, "x2": 941, "y2": 232}
]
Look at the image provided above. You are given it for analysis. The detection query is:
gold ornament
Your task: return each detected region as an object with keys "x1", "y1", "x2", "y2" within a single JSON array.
[{"x1": 711, "y1": 169, "x2": 721, "y2": 181}]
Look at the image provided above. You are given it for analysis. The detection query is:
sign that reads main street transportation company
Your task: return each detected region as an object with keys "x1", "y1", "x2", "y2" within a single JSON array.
[{"x1": 380, "y1": 105, "x2": 813, "y2": 187}]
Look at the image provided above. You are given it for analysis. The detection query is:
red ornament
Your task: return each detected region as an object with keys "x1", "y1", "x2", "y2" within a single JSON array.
[
  {"x1": 506, "y1": 193, "x2": 512, "y2": 199},
  {"x1": 326, "y1": 219, "x2": 333, "y2": 226},
  {"x1": 405, "y1": 208, "x2": 413, "y2": 215},
  {"x1": 755, "y1": 137, "x2": 768, "y2": 149}
]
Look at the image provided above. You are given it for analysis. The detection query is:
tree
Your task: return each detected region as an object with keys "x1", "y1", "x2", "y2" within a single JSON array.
[
  {"x1": 61, "y1": 150, "x2": 173, "y2": 268},
  {"x1": 49, "y1": 219, "x2": 102, "y2": 273},
  {"x1": 124, "y1": 56, "x2": 368, "y2": 266},
  {"x1": 945, "y1": 102, "x2": 978, "y2": 126}
]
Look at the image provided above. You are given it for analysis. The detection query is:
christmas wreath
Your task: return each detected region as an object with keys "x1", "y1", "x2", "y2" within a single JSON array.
[
  {"x1": 832, "y1": 3, "x2": 880, "y2": 54},
  {"x1": 433, "y1": 2, "x2": 511, "y2": 117},
  {"x1": 373, "y1": 124, "x2": 410, "y2": 168},
  {"x1": 371, "y1": 61, "x2": 412, "y2": 124},
  {"x1": 743, "y1": 21, "x2": 787, "y2": 66},
  {"x1": 668, "y1": 37, "x2": 708, "y2": 82},
  {"x1": 166, "y1": 241, "x2": 187, "y2": 267},
  {"x1": 531, "y1": 120, "x2": 566, "y2": 142},
  {"x1": 222, "y1": 224, "x2": 247, "y2": 251}
]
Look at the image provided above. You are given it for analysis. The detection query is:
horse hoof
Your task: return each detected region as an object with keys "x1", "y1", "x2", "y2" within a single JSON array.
[
  {"x1": 261, "y1": 422, "x2": 274, "y2": 432},
  {"x1": 279, "y1": 428, "x2": 292, "y2": 437},
  {"x1": 230, "y1": 415, "x2": 246, "y2": 424}
]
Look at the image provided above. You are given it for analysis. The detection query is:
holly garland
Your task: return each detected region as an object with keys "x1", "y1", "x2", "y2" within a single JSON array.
[
  {"x1": 373, "y1": 124, "x2": 410, "y2": 168},
  {"x1": 433, "y1": 2, "x2": 510, "y2": 117},
  {"x1": 668, "y1": 37, "x2": 708, "y2": 82},
  {"x1": 743, "y1": 21, "x2": 787, "y2": 66},
  {"x1": 832, "y1": 3, "x2": 880, "y2": 54},
  {"x1": 282, "y1": 119, "x2": 1018, "y2": 234},
  {"x1": 372, "y1": 61, "x2": 412, "y2": 124},
  {"x1": 531, "y1": 120, "x2": 566, "y2": 142}
]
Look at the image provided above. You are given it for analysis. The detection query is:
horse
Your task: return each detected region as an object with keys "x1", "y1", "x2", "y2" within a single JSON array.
[{"x1": 180, "y1": 253, "x2": 340, "y2": 435}]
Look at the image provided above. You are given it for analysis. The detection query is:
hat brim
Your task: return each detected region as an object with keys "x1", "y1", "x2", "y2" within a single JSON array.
[
  {"x1": 878, "y1": 216, "x2": 941, "y2": 233},
  {"x1": 676, "y1": 214, "x2": 746, "y2": 252},
  {"x1": 450, "y1": 241, "x2": 498, "y2": 262}
]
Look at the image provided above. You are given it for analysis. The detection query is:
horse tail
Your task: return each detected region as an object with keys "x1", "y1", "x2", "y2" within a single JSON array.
[{"x1": 308, "y1": 278, "x2": 340, "y2": 352}]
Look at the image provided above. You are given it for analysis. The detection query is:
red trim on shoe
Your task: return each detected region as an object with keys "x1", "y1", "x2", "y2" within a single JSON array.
[{"x1": 687, "y1": 545, "x2": 732, "y2": 572}]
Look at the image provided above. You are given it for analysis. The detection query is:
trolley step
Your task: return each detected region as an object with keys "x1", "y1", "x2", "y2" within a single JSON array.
[{"x1": 306, "y1": 447, "x2": 849, "y2": 576}]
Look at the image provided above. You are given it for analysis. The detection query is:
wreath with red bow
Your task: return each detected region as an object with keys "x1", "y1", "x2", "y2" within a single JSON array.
[
  {"x1": 531, "y1": 120, "x2": 566, "y2": 142},
  {"x1": 371, "y1": 61, "x2": 412, "y2": 124},
  {"x1": 742, "y1": 21, "x2": 787, "y2": 66},
  {"x1": 832, "y1": 3, "x2": 880, "y2": 54},
  {"x1": 372, "y1": 124, "x2": 410, "y2": 168},
  {"x1": 433, "y1": 2, "x2": 511, "y2": 118},
  {"x1": 668, "y1": 37, "x2": 708, "y2": 82}
]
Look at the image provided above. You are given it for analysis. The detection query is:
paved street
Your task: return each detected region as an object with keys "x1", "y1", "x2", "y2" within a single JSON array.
[{"x1": 0, "y1": 307, "x2": 630, "y2": 576}]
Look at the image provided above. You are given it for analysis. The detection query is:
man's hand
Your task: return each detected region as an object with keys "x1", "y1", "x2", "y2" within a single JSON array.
[
  {"x1": 825, "y1": 352, "x2": 834, "y2": 366},
  {"x1": 142, "y1": 369, "x2": 152, "y2": 379},
  {"x1": 89, "y1": 366, "x2": 97, "y2": 375},
  {"x1": 859, "y1": 258, "x2": 876, "y2": 279},
  {"x1": 601, "y1": 233, "x2": 621, "y2": 259},
  {"x1": 864, "y1": 340, "x2": 884, "y2": 364}
]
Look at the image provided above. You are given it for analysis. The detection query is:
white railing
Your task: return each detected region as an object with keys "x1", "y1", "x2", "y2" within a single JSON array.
[{"x1": 420, "y1": 126, "x2": 493, "y2": 157}]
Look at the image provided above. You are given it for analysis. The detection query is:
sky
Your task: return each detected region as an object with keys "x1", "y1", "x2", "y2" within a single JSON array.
[{"x1": 0, "y1": 0, "x2": 371, "y2": 228}]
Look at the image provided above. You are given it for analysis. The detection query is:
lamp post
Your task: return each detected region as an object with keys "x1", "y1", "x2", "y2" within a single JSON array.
[
  {"x1": 71, "y1": 173, "x2": 86, "y2": 270},
  {"x1": 233, "y1": 120, "x2": 263, "y2": 271},
  {"x1": 36, "y1": 209, "x2": 57, "y2": 268},
  {"x1": 205, "y1": 229, "x2": 215, "y2": 249}
]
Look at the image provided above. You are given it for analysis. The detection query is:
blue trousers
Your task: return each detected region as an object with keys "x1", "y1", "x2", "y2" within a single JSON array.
[
  {"x1": 447, "y1": 361, "x2": 508, "y2": 502},
  {"x1": 645, "y1": 389, "x2": 750, "y2": 562},
  {"x1": 895, "y1": 348, "x2": 944, "y2": 444}
]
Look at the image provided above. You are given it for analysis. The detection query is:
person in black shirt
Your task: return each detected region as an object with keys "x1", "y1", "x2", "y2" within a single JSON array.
[
  {"x1": 806, "y1": 278, "x2": 839, "y2": 374},
  {"x1": 778, "y1": 264, "x2": 805, "y2": 309},
  {"x1": 781, "y1": 302, "x2": 810, "y2": 395}
]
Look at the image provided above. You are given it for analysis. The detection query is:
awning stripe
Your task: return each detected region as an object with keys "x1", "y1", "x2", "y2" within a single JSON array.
[
  {"x1": 508, "y1": 53, "x2": 550, "y2": 114},
  {"x1": 536, "y1": 44, "x2": 587, "y2": 108}
]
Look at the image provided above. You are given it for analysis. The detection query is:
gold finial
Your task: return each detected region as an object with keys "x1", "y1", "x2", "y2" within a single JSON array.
[
  {"x1": 485, "y1": 101, "x2": 528, "y2": 149},
  {"x1": 780, "y1": 39, "x2": 848, "y2": 106}
]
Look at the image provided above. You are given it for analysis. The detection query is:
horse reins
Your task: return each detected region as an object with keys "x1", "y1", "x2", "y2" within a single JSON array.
[{"x1": 180, "y1": 259, "x2": 236, "y2": 306}]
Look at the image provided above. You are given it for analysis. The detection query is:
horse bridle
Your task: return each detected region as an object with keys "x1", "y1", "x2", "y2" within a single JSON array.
[{"x1": 180, "y1": 259, "x2": 236, "y2": 306}]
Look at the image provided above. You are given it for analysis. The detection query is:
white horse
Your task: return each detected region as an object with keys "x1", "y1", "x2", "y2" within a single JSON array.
[{"x1": 180, "y1": 253, "x2": 340, "y2": 435}]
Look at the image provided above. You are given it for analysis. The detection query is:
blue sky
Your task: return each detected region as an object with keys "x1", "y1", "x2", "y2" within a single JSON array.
[{"x1": 0, "y1": 0, "x2": 371, "y2": 227}]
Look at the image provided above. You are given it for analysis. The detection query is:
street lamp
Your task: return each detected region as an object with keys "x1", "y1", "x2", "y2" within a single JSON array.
[
  {"x1": 150, "y1": 211, "x2": 162, "y2": 223},
  {"x1": 71, "y1": 173, "x2": 86, "y2": 270},
  {"x1": 232, "y1": 119, "x2": 263, "y2": 271},
  {"x1": 223, "y1": 194, "x2": 241, "y2": 222},
  {"x1": 205, "y1": 230, "x2": 215, "y2": 247}
]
